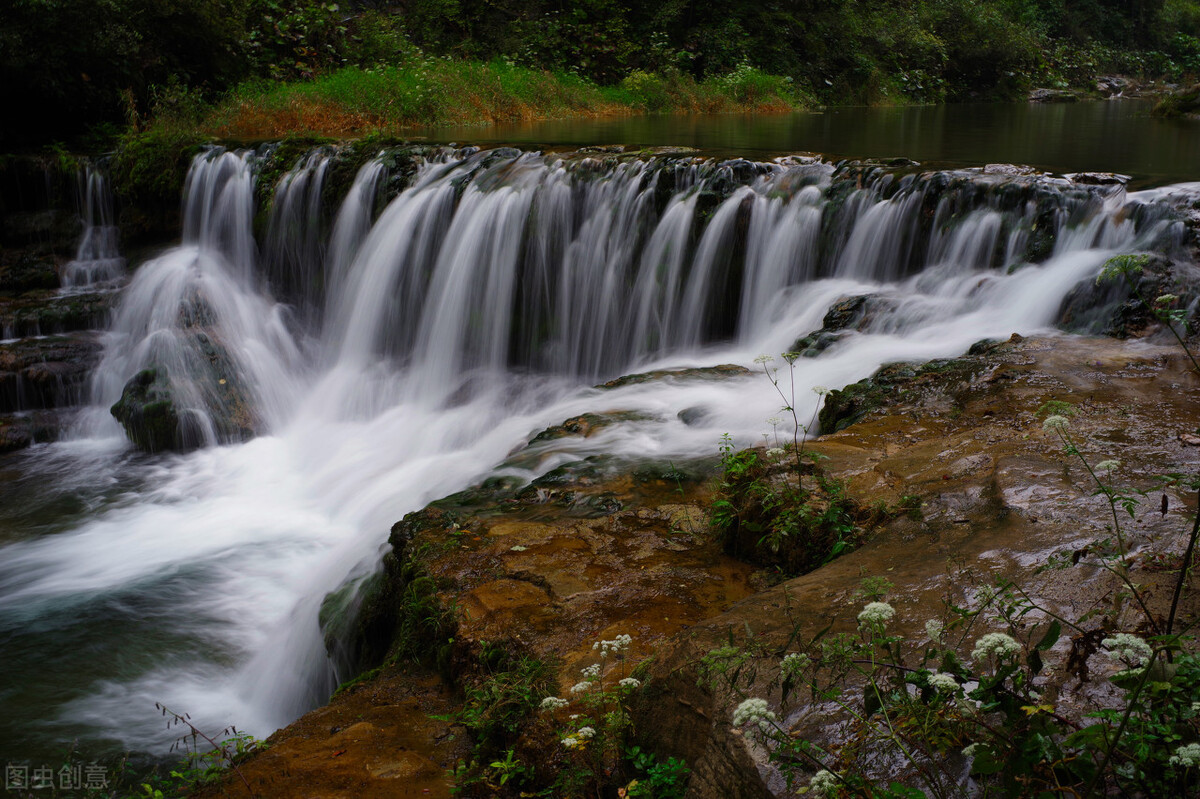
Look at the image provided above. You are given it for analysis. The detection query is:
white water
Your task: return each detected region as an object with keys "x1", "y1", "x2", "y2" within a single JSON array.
[
  {"x1": 61, "y1": 163, "x2": 125, "y2": 289},
  {"x1": 0, "y1": 146, "x2": 1190, "y2": 759}
]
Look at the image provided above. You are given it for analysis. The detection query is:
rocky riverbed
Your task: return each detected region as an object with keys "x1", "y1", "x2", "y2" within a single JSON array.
[{"x1": 193, "y1": 330, "x2": 1200, "y2": 798}]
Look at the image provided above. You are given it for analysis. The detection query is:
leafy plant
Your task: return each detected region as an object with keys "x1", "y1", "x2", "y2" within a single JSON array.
[{"x1": 155, "y1": 703, "x2": 261, "y2": 797}]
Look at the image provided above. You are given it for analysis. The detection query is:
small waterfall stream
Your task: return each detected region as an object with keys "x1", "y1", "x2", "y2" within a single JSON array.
[
  {"x1": 0, "y1": 144, "x2": 1193, "y2": 762},
  {"x1": 61, "y1": 163, "x2": 125, "y2": 290}
]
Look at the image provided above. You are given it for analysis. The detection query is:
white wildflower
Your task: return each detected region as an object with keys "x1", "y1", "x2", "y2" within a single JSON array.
[
  {"x1": 1103, "y1": 633, "x2": 1154, "y2": 667},
  {"x1": 809, "y1": 769, "x2": 839, "y2": 797},
  {"x1": 594, "y1": 634, "x2": 633, "y2": 658},
  {"x1": 1094, "y1": 459, "x2": 1120, "y2": 473},
  {"x1": 857, "y1": 602, "x2": 895, "y2": 630},
  {"x1": 569, "y1": 714, "x2": 580, "y2": 720},
  {"x1": 580, "y1": 663, "x2": 601, "y2": 679},
  {"x1": 509, "y1": 544, "x2": 528, "y2": 552},
  {"x1": 1170, "y1": 743, "x2": 1200, "y2": 768},
  {"x1": 1042, "y1": 415, "x2": 1070, "y2": 432},
  {"x1": 570, "y1": 681, "x2": 592, "y2": 694},
  {"x1": 781, "y1": 652, "x2": 810, "y2": 676},
  {"x1": 540, "y1": 696, "x2": 569, "y2": 711},
  {"x1": 561, "y1": 735, "x2": 580, "y2": 749},
  {"x1": 766, "y1": 447, "x2": 785, "y2": 459},
  {"x1": 812, "y1": 385, "x2": 831, "y2": 396},
  {"x1": 732, "y1": 697, "x2": 777, "y2": 732},
  {"x1": 962, "y1": 743, "x2": 979, "y2": 758},
  {"x1": 972, "y1": 632, "x2": 1021, "y2": 662},
  {"x1": 618, "y1": 677, "x2": 642, "y2": 689},
  {"x1": 766, "y1": 416, "x2": 783, "y2": 427},
  {"x1": 925, "y1": 619, "x2": 944, "y2": 643},
  {"x1": 928, "y1": 672, "x2": 960, "y2": 694},
  {"x1": 754, "y1": 354, "x2": 775, "y2": 364},
  {"x1": 576, "y1": 726, "x2": 596, "y2": 739}
]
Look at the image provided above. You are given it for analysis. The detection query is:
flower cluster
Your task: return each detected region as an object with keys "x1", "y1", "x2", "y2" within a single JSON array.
[
  {"x1": 580, "y1": 663, "x2": 601, "y2": 679},
  {"x1": 570, "y1": 681, "x2": 592, "y2": 694},
  {"x1": 540, "y1": 696, "x2": 569, "y2": 711},
  {"x1": 732, "y1": 697, "x2": 777, "y2": 732},
  {"x1": 593, "y1": 634, "x2": 632, "y2": 658},
  {"x1": 1042, "y1": 415, "x2": 1070, "y2": 432},
  {"x1": 857, "y1": 601, "x2": 895, "y2": 630},
  {"x1": 928, "y1": 672, "x2": 960, "y2": 694},
  {"x1": 781, "y1": 652, "x2": 810, "y2": 676},
  {"x1": 972, "y1": 632, "x2": 1021, "y2": 663},
  {"x1": 576, "y1": 726, "x2": 596, "y2": 739},
  {"x1": 925, "y1": 619, "x2": 944, "y2": 643},
  {"x1": 1103, "y1": 633, "x2": 1153, "y2": 667},
  {"x1": 561, "y1": 735, "x2": 584, "y2": 749},
  {"x1": 1170, "y1": 743, "x2": 1200, "y2": 768},
  {"x1": 618, "y1": 677, "x2": 641, "y2": 689},
  {"x1": 809, "y1": 769, "x2": 839, "y2": 796}
]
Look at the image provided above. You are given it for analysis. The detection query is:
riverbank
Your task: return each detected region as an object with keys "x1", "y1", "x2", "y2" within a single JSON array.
[{"x1": 192, "y1": 332, "x2": 1200, "y2": 798}]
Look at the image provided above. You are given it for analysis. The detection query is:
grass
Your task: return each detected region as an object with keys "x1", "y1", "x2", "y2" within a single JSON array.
[{"x1": 149, "y1": 58, "x2": 810, "y2": 141}]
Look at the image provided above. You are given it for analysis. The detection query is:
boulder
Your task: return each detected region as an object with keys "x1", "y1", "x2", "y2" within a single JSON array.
[
  {"x1": 1028, "y1": 88, "x2": 1078, "y2": 103},
  {"x1": 110, "y1": 367, "x2": 189, "y2": 453}
]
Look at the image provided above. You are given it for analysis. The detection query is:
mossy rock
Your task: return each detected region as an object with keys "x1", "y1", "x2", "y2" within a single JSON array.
[
  {"x1": 819, "y1": 352, "x2": 996, "y2": 433},
  {"x1": 526, "y1": 411, "x2": 652, "y2": 445},
  {"x1": 110, "y1": 367, "x2": 185, "y2": 453},
  {"x1": 1153, "y1": 83, "x2": 1200, "y2": 118},
  {"x1": 1057, "y1": 254, "x2": 1196, "y2": 338},
  {"x1": 790, "y1": 294, "x2": 898, "y2": 356},
  {"x1": 0, "y1": 253, "x2": 60, "y2": 294},
  {"x1": 596, "y1": 363, "x2": 750, "y2": 390}
]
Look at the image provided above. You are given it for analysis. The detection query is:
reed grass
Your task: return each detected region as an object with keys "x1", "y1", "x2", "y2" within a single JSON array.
[{"x1": 156, "y1": 59, "x2": 808, "y2": 141}]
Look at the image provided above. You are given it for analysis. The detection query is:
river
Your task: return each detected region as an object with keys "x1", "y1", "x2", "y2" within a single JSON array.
[{"x1": 0, "y1": 100, "x2": 1196, "y2": 775}]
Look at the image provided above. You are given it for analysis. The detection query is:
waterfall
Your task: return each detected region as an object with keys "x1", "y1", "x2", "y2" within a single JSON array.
[
  {"x1": 77, "y1": 149, "x2": 302, "y2": 445},
  {"x1": 61, "y1": 162, "x2": 125, "y2": 289},
  {"x1": 0, "y1": 144, "x2": 1193, "y2": 763}
]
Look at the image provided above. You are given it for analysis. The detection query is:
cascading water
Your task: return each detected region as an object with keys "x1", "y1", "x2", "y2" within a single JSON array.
[
  {"x1": 61, "y1": 163, "x2": 125, "y2": 289},
  {"x1": 0, "y1": 143, "x2": 1193, "y2": 766}
]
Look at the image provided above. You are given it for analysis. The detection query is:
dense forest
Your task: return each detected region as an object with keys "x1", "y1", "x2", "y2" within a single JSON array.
[{"x1": 3, "y1": 0, "x2": 1200, "y2": 147}]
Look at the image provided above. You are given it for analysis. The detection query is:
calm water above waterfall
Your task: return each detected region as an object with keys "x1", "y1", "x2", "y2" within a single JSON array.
[
  {"x1": 0, "y1": 112, "x2": 1198, "y2": 769},
  {"x1": 423, "y1": 100, "x2": 1200, "y2": 188}
]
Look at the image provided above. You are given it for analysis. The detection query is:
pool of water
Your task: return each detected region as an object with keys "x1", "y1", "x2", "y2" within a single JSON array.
[{"x1": 419, "y1": 99, "x2": 1200, "y2": 188}]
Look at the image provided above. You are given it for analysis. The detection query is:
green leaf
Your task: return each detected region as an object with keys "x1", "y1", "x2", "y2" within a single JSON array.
[{"x1": 1035, "y1": 620, "x2": 1061, "y2": 651}]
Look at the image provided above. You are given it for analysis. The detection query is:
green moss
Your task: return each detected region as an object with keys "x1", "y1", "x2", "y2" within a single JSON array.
[{"x1": 111, "y1": 129, "x2": 209, "y2": 243}]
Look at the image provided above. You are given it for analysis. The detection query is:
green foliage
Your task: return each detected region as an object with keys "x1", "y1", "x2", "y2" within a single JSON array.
[
  {"x1": 458, "y1": 644, "x2": 557, "y2": 757},
  {"x1": 624, "y1": 749, "x2": 690, "y2": 798},
  {"x1": 150, "y1": 703, "x2": 263, "y2": 797}
]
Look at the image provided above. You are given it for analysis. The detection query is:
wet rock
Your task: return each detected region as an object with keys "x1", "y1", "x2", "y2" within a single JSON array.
[
  {"x1": 110, "y1": 368, "x2": 187, "y2": 453},
  {"x1": 818, "y1": 347, "x2": 1003, "y2": 434},
  {"x1": 791, "y1": 294, "x2": 900, "y2": 357},
  {"x1": 1, "y1": 210, "x2": 81, "y2": 253},
  {"x1": 0, "y1": 333, "x2": 102, "y2": 412},
  {"x1": 0, "y1": 290, "x2": 114, "y2": 337},
  {"x1": 0, "y1": 252, "x2": 60, "y2": 294},
  {"x1": 0, "y1": 410, "x2": 60, "y2": 453},
  {"x1": 597, "y1": 363, "x2": 750, "y2": 390},
  {"x1": 1152, "y1": 83, "x2": 1200, "y2": 117},
  {"x1": 983, "y1": 163, "x2": 1038, "y2": 177},
  {"x1": 1065, "y1": 172, "x2": 1130, "y2": 186},
  {"x1": 1029, "y1": 88, "x2": 1079, "y2": 103},
  {"x1": 1096, "y1": 75, "x2": 1127, "y2": 97},
  {"x1": 527, "y1": 411, "x2": 644, "y2": 444},
  {"x1": 1056, "y1": 253, "x2": 1198, "y2": 337}
]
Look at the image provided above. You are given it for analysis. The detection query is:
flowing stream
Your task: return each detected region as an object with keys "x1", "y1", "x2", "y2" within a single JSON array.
[{"x1": 0, "y1": 140, "x2": 1196, "y2": 766}]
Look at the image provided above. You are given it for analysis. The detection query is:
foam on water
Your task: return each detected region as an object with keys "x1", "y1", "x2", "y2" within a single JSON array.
[{"x1": 0, "y1": 146, "x2": 1190, "y2": 757}]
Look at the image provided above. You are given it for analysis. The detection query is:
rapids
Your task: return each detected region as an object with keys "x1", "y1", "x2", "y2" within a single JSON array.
[{"x1": 0, "y1": 144, "x2": 1194, "y2": 763}]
